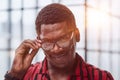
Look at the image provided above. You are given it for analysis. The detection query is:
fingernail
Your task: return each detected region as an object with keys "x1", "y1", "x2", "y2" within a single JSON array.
[{"x1": 38, "y1": 43, "x2": 41, "y2": 47}]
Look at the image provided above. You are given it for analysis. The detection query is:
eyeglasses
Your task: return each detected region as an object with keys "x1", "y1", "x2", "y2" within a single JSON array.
[{"x1": 40, "y1": 31, "x2": 74, "y2": 51}]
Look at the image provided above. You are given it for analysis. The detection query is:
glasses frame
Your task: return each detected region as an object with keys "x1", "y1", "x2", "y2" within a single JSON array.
[{"x1": 40, "y1": 30, "x2": 74, "y2": 51}]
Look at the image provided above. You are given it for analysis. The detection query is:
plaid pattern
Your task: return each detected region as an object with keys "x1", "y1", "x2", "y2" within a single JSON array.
[{"x1": 24, "y1": 53, "x2": 114, "y2": 80}]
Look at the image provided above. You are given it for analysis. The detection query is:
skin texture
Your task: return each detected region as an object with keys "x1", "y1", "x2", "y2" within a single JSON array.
[
  {"x1": 8, "y1": 39, "x2": 41, "y2": 79},
  {"x1": 40, "y1": 22, "x2": 77, "y2": 80},
  {"x1": 8, "y1": 22, "x2": 77, "y2": 80}
]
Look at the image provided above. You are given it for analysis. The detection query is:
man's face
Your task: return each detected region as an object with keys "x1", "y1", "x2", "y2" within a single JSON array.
[{"x1": 39, "y1": 21, "x2": 76, "y2": 68}]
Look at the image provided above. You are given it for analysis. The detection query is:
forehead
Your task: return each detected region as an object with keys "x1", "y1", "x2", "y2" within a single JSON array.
[
  {"x1": 41, "y1": 22, "x2": 67, "y2": 32},
  {"x1": 40, "y1": 22, "x2": 69, "y2": 39}
]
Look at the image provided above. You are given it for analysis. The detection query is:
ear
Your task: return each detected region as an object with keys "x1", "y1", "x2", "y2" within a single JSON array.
[{"x1": 74, "y1": 28, "x2": 80, "y2": 42}]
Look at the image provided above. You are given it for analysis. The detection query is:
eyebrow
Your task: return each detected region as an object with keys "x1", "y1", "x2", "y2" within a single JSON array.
[{"x1": 41, "y1": 31, "x2": 73, "y2": 42}]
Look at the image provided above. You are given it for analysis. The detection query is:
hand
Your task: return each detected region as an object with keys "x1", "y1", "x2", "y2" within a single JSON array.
[{"x1": 8, "y1": 39, "x2": 41, "y2": 79}]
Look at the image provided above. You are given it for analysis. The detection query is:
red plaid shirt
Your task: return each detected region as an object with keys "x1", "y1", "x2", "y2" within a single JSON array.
[{"x1": 23, "y1": 53, "x2": 114, "y2": 80}]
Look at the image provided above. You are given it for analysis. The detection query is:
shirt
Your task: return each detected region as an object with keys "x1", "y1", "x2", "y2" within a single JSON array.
[{"x1": 23, "y1": 53, "x2": 114, "y2": 80}]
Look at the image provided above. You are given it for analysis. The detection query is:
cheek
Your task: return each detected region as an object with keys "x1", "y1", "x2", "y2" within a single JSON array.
[
  {"x1": 44, "y1": 51, "x2": 50, "y2": 57},
  {"x1": 72, "y1": 36, "x2": 77, "y2": 44},
  {"x1": 44, "y1": 51, "x2": 54, "y2": 60},
  {"x1": 69, "y1": 37, "x2": 76, "y2": 50}
]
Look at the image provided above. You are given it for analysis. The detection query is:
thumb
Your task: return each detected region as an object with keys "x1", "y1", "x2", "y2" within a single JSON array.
[{"x1": 28, "y1": 49, "x2": 39, "y2": 62}]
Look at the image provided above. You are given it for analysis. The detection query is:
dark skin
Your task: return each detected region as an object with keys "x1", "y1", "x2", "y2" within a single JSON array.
[
  {"x1": 7, "y1": 39, "x2": 41, "y2": 79},
  {"x1": 40, "y1": 21, "x2": 76, "y2": 80},
  {"x1": 8, "y1": 21, "x2": 77, "y2": 80}
]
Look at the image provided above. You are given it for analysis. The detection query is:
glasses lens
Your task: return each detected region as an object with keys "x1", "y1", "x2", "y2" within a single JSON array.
[
  {"x1": 57, "y1": 32, "x2": 73, "y2": 48},
  {"x1": 57, "y1": 40, "x2": 70, "y2": 48},
  {"x1": 42, "y1": 42, "x2": 54, "y2": 51},
  {"x1": 41, "y1": 32, "x2": 73, "y2": 51}
]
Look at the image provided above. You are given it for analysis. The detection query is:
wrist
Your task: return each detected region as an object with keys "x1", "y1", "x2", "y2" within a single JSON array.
[{"x1": 4, "y1": 71, "x2": 21, "y2": 80}]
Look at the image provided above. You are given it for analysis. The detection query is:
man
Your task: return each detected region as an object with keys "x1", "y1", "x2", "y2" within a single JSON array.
[{"x1": 4, "y1": 3, "x2": 114, "y2": 80}]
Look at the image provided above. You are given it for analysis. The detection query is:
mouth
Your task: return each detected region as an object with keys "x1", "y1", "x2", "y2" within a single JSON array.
[
  {"x1": 52, "y1": 52, "x2": 67, "y2": 58},
  {"x1": 45, "y1": 48, "x2": 71, "y2": 63},
  {"x1": 51, "y1": 53, "x2": 68, "y2": 64},
  {"x1": 46, "y1": 48, "x2": 68, "y2": 58}
]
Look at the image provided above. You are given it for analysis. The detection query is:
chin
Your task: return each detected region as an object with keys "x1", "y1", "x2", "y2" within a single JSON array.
[
  {"x1": 46, "y1": 44, "x2": 76, "y2": 69},
  {"x1": 49, "y1": 60, "x2": 70, "y2": 69}
]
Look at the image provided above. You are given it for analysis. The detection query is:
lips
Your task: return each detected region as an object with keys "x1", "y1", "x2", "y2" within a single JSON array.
[
  {"x1": 51, "y1": 52, "x2": 67, "y2": 58},
  {"x1": 49, "y1": 51, "x2": 68, "y2": 63}
]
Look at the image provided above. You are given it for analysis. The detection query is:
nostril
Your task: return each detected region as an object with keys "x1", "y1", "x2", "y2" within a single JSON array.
[{"x1": 54, "y1": 44, "x2": 59, "y2": 50}]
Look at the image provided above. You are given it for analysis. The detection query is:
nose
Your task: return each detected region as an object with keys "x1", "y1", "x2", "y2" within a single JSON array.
[{"x1": 51, "y1": 44, "x2": 62, "y2": 53}]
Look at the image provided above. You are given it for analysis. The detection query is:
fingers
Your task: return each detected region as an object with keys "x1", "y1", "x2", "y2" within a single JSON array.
[
  {"x1": 23, "y1": 39, "x2": 41, "y2": 50},
  {"x1": 25, "y1": 39, "x2": 43, "y2": 63},
  {"x1": 11, "y1": 39, "x2": 42, "y2": 75},
  {"x1": 15, "y1": 39, "x2": 42, "y2": 55},
  {"x1": 27, "y1": 39, "x2": 42, "y2": 59},
  {"x1": 28, "y1": 49, "x2": 39, "y2": 62}
]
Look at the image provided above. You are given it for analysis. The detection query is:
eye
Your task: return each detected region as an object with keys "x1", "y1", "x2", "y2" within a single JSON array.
[
  {"x1": 59, "y1": 33, "x2": 71, "y2": 42},
  {"x1": 42, "y1": 42, "x2": 54, "y2": 50},
  {"x1": 64, "y1": 34, "x2": 70, "y2": 39},
  {"x1": 43, "y1": 42, "x2": 52, "y2": 46}
]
